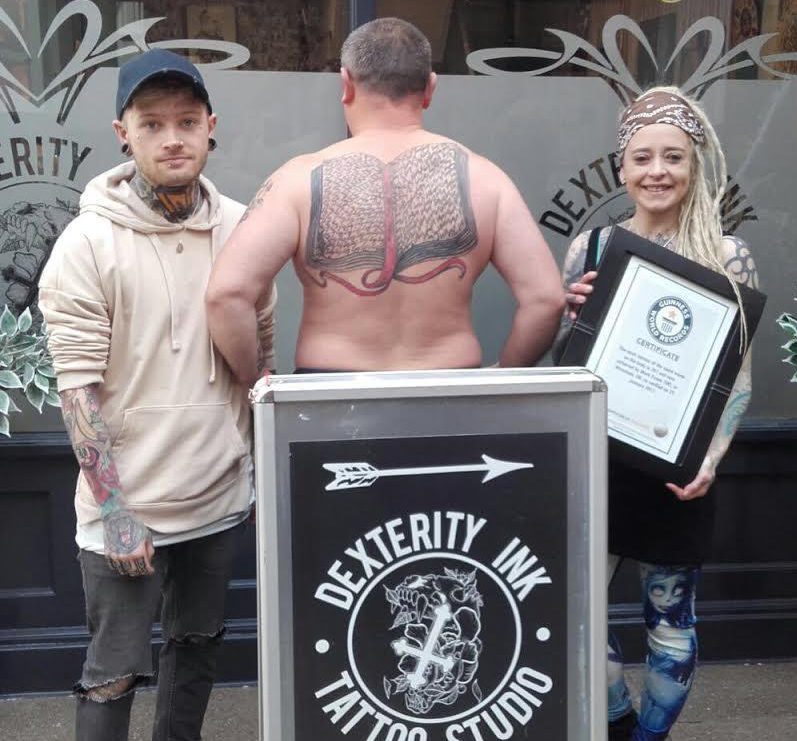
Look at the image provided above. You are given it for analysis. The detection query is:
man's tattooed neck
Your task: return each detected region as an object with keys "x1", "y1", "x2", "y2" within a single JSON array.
[{"x1": 131, "y1": 171, "x2": 202, "y2": 223}]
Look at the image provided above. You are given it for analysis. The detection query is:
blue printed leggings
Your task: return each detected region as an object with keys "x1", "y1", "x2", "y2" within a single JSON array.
[{"x1": 607, "y1": 555, "x2": 700, "y2": 741}]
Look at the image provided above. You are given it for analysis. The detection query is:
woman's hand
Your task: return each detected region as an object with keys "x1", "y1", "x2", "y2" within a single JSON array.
[
  {"x1": 565, "y1": 271, "x2": 598, "y2": 320},
  {"x1": 666, "y1": 457, "x2": 716, "y2": 501}
]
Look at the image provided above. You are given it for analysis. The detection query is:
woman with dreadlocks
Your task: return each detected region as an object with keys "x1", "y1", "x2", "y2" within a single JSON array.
[{"x1": 559, "y1": 87, "x2": 758, "y2": 741}]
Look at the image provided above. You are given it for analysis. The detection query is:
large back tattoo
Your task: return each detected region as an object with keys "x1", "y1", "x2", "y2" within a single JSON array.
[{"x1": 305, "y1": 143, "x2": 478, "y2": 296}]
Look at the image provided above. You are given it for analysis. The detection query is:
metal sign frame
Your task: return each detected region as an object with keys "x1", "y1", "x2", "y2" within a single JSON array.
[{"x1": 253, "y1": 368, "x2": 608, "y2": 741}]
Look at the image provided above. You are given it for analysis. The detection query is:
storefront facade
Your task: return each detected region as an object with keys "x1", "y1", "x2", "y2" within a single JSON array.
[{"x1": 1, "y1": 0, "x2": 796, "y2": 694}]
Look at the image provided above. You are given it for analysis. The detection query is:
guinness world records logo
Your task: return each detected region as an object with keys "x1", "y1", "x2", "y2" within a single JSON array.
[{"x1": 647, "y1": 297, "x2": 693, "y2": 344}]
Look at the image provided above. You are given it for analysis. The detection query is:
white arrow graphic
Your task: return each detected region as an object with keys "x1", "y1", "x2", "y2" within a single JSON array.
[{"x1": 322, "y1": 454, "x2": 534, "y2": 491}]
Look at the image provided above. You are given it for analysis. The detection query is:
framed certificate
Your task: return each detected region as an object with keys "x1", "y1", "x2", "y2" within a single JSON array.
[{"x1": 556, "y1": 226, "x2": 767, "y2": 484}]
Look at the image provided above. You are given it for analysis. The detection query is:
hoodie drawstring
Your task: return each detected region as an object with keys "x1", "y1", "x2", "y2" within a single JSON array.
[
  {"x1": 208, "y1": 224, "x2": 220, "y2": 384},
  {"x1": 148, "y1": 234, "x2": 181, "y2": 353}
]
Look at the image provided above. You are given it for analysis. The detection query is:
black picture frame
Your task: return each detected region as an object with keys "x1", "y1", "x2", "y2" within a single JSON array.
[{"x1": 556, "y1": 226, "x2": 767, "y2": 485}]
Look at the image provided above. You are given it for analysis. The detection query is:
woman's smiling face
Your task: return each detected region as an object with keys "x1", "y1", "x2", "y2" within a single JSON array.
[{"x1": 621, "y1": 123, "x2": 693, "y2": 223}]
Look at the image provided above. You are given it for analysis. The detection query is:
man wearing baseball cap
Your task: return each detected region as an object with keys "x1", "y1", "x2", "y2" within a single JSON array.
[{"x1": 38, "y1": 48, "x2": 275, "y2": 740}]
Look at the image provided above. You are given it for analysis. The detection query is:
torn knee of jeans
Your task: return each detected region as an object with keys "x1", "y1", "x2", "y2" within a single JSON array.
[
  {"x1": 74, "y1": 673, "x2": 150, "y2": 703},
  {"x1": 171, "y1": 627, "x2": 225, "y2": 646}
]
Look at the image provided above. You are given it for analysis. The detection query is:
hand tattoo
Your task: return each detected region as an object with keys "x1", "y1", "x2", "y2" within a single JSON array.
[{"x1": 103, "y1": 509, "x2": 149, "y2": 556}]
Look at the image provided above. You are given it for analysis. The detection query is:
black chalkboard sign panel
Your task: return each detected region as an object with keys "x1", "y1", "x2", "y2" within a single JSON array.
[{"x1": 289, "y1": 432, "x2": 568, "y2": 741}]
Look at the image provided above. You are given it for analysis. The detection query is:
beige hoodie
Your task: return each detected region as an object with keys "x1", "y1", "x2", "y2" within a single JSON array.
[{"x1": 39, "y1": 162, "x2": 275, "y2": 533}]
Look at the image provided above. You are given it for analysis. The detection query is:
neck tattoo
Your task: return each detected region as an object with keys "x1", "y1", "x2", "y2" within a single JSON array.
[
  {"x1": 131, "y1": 171, "x2": 202, "y2": 223},
  {"x1": 651, "y1": 231, "x2": 676, "y2": 250},
  {"x1": 628, "y1": 221, "x2": 676, "y2": 250}
]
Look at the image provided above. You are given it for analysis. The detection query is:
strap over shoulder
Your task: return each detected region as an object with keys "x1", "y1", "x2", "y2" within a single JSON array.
[{"x1": 584, "y1": 227, "x2": 601, "y2": 273}]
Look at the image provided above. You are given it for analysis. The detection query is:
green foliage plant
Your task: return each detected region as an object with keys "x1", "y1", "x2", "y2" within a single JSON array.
[
  {"x1": 0, "y1": 305, "x2": 60, "y2": 436},
  {"x1": 776, "y1": 311, "x2": 797, "y2": 383}
]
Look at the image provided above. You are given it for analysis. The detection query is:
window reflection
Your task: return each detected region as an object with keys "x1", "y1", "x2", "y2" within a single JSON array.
[
  {"x1": 0, "y1": 1, "x2": 349, "y2": 74},
  {"x1": 6, "y1": 1, "x2": 795, "y2": 77},
  {"x1": 374, "y1": 0, "x2": 797, "y2": 82}
]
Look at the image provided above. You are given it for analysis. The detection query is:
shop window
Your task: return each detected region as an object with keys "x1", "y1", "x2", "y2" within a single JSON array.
[
  {"x1": 0, "y1": 1, "x2": 349, "y2": 74},
  {"x1": 371, "y1": 0, "x2": 797, "y2": 82}
]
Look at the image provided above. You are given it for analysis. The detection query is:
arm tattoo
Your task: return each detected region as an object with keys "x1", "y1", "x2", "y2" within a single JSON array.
[
  {"x1": 561, "y1": 231, "x2": 589, "y2": 288},
  {"x1": 130, "y1": 171, "x2": 202, "y2": 223},
  {"x1": 239, "y1": 178, "x2": 273, "y2": 223},
  {"x1": 706, "y1": 358, "x2": 752, "y2": 465},
  {"x1": 304, "y1": 143, "x2": 478, "y2": 296},
  {"x1": 723, "y1": 236, "x2": 758, "y2": 288},
  {"x1": 61, "y1": 387, "x2": 123, "y2": 516},
  {"x1": 61, "y1": 387, "x2": 150, "y2": 555},
  {"x1": 722, "y1": 390, "x2": 752, "y2": 436}
]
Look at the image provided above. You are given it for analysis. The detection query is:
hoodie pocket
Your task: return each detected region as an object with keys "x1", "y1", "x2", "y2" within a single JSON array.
[{"x1": 111, "y1": 402, "x2": 248, "y2": 506}]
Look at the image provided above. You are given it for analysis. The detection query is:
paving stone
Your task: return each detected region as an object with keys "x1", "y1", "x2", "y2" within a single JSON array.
[{"x1": 0, "y1": 664, "x2": 794, "y2": 740}]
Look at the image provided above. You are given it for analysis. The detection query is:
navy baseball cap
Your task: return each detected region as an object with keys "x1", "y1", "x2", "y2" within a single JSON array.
[{"x1": 116, "y1": 49, "x2": 211, "y2": 119}]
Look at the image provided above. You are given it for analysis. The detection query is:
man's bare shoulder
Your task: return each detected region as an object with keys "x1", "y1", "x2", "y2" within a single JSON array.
[
  {"x1": 241, "y1": 153, "x2": 320, "y2": 215},
  {"x1": 464, "y1": 149, "x2": 514, "y2": 193},
  {"x1": 269, "y1": 152, "x2": 324, "y2": 183}
]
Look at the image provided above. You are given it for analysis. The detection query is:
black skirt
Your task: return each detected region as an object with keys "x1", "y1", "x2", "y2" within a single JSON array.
[{"x1": 608, "y1": 459, "x2": 716, "y2": 565}]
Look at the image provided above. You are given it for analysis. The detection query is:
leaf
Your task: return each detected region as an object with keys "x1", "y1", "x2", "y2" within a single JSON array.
[
  {"x1": 0, "y1": 413, "x2": 9, "y2": 437},
  {"x1": 6, "y1": 394, "x2": 20, "y2": 413},
  {"x1": 33, "y1": 372, "x2": 50, "y2": 393},
  {"x1": 37, "y1": 365, "x2": 56, "y2": 378},
  {"x1": 0, "y1": 389, "x2": 8, "y2": 415},
  {"x1": 8, "y1": 334, "x2": 37, "y2": 349},
  {"x1": 0, "y1": 370, "x2": 23, "y2": 389},
  {"x1": 25, "y1": 384, "x2": 44, "y2": 412},
  {"x1": 17, "y1": 307, "x2": 32, "y2": 333},
  {"x1": 21, "y1": 363, "x2": 34, "y2": 388},
  {"x1": 45, "y1": 389, "x2": 61, "y2": 408},
  {"x1": 776, "y1": 313, "x2": 797, "y2": 336},
  {"x1": 0, "y1": 306, "x2": 17, "y2": 337}
]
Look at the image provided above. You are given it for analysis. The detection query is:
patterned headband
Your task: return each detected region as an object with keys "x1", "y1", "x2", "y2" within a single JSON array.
[{"x1": 617, "y1": 91, "x2": 705, "y2": 154}]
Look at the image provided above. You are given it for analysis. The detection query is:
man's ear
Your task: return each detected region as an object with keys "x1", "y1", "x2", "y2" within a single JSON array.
[
  {"x1": 112, "y1": 119, "x2": 129, "y2": 152},
  {"x1": 207, "y1": 112, "x2": 218, "y2": 138},
  {"x1": 340, "y1": 67, "x2": 355, "y2": 105},
  {"x1": 422, "y1": 72, "x2": 437, "y2": 110}
]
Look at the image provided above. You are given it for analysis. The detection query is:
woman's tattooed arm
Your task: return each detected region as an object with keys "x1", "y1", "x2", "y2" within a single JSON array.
[
  {"x1": 703, "y1": 237, "x2": 758, "y2": 468},
  {"x1": 704, "y1": 354, "x2": 752, "y2": 471},
  {"x1": 550, "y1": 231, "x2": 591, "y2": 359},
  {"x1": 60, "y1": 386, "x2": 152, "y2": 573}
]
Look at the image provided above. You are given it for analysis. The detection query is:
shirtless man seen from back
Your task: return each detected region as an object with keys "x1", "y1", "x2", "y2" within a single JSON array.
[{"x1": 206, "y1": 17, "x2": 565, "y2": 383}]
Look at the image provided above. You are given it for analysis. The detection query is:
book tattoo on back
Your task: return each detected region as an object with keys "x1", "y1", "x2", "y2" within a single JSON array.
[{"x1": 305, "y1": 143, "x2": 478, "y2": 296}]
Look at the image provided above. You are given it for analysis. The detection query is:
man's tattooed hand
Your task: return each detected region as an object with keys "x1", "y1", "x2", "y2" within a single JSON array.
[{"x1": 103, "y1": 509, "x2": 149, "y2": 556}]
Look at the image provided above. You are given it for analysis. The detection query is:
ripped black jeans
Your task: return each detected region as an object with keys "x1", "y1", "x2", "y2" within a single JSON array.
[{"x1": 75, "y1": 522, "x2": 244, "y2": 741}]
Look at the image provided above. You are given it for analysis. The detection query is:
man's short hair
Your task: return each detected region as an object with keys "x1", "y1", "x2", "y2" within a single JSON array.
[{"x1": 340, "y1": 18, "x2": 432, "y2": 101}]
